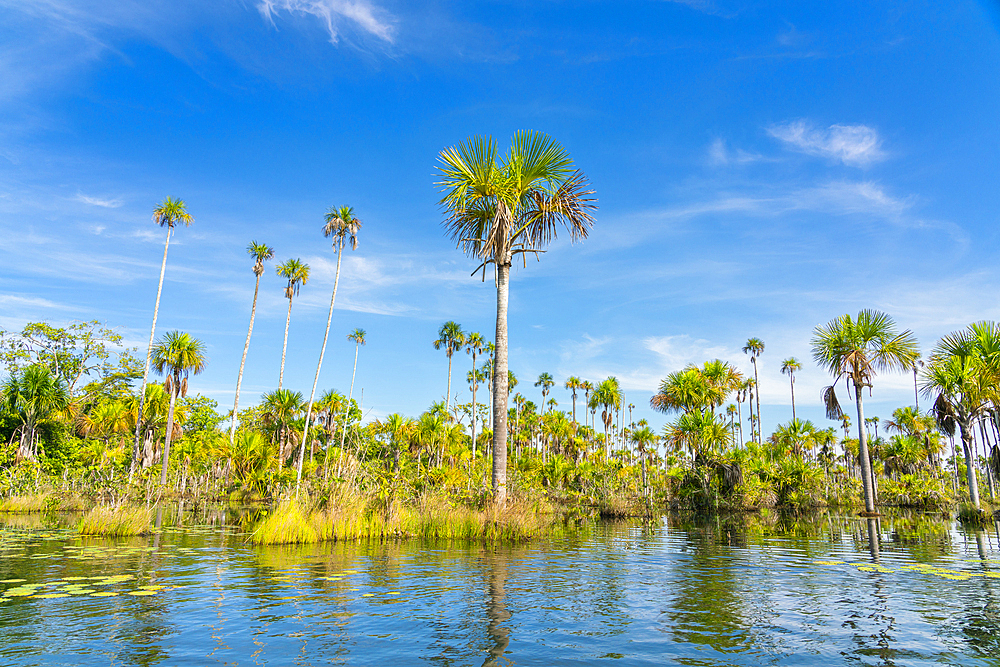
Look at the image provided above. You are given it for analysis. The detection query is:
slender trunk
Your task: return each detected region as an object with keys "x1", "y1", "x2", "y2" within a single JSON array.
[
  {"x1": 278, "y1": 296, "x2": 293, "y2": 391},
  {"x1": 790, "y1": 375, "x2": 796, "y2": 421},
  {"x1": 131, "y1": 226, "x2": 171, "y2": 478},
  {"x1": 855, "y1": 386, "x2": 877, "y2": 514},
  {"x1": 736, "y1": 399, "x2": 743, "y2": 448},
  {"x1": 231, "y1": 272, "x2": 262, "y2": 445},
  {"x1": 446, "y1": 353, "x2": 453, "y2": 413},
  {"x1": 752, "y1": 358, "x2": 761, "y2": 442},
  {"x1": 492, "y1": 260, "x2": 510, "y2": 504},
  {"x1": 339, "y1": 343, "x2": 360, "y2": 455},
  {"x1": 571, "y1": 391, "x2": 577, "y2": 425},
  {"x1": 978, "y1": 419, "x2": 996, "y2": 500},
  {"x1": 298, "y1": 245, "x2": 344, "y2": 491},
  {"x1": 471, "y1": 352, "x2": 478, "y2": 459},
  {"x1": 960, "y1": 419, "x2": 981, "y2": 509},
  {"x1": 913, "y1": 368, "x2": 920, "y2": 410},
  {"x1": 160, "y1": 383, "x2": 178, "y2": 487}
]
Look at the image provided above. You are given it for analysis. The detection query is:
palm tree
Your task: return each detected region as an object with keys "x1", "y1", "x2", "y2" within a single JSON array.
[
  {"x1": 275, "y1": 258, "x2": 310, "y2": 390},
  {"x1": 742, "y1": 338, "x2": 765, "y2": 442},
  {"x1": 298, "y1": 206, "x2": 361, "y2": 489},
  {"x1": 780, "y1": 357, "x2": 802, "y2": 421},
  {"x1": 437, "y1": 131, "x2": 597, "y2": 503},
  {"x1": 465, "y1": 332, "x2": 487, "y2": 457},
  {"x1": 230, "y1": 241, "x2": 274, "y2": 445},
  {"x1": 564, "y1": 376, "x2": 582, "y2": 424},
  {"x1": 337, "y1": 328, "x2": 367, "y2": 459},
  {"x1": 912, "y1": 358, "x2": 924, "y2": 409},
  {"x1": 535, "y1": 372, "x2": 555, "y2": 413},
  {"x1": 261, "y1": 388, "x2": 305, "y2": 469},
  {"x1": 131, "y1": 197, "x2": 193, "y2": 477},
  {"x1": 433, "y1": 321, "x2": 465, "y2": 414},
  {"x1": 150, "y1": 331, "x2": 207, "y2": 486},
  {"x1": 3, "y1": 364, "x2": 70, "y2": 461},
  {"x1": 811, "y1": 309, "x2": 918, "y2": 514},
  {"x1": 581, "y1": 381, "x2": 594, "y2": 428},
  {"x1": 592, "y1": 377, "x2": 622, "y2": 454},
  {"x1": 922, "y1": 322, "x2": 1000, "y2": 510}
]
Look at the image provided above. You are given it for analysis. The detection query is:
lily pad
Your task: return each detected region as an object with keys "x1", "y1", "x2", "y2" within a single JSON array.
[
  {"x1": 127, "y1": 590, "x2": 158, "y2": 596},
  {"x1": 33, "y1": 593, "x2": 70, "y2": 599},
  {"x1": 90, "y1": 592, "x2": 118, "y2": 597}
]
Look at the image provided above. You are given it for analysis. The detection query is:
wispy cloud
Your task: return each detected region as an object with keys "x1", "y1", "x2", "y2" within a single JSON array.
[
  {"x1": 707, "y1": 138, "x2": 764, "y2": 166},
  {"x1": 74, "y1": 193, "x2": 123, "y2": 208},
  {"x1": 257, "y1": 0, "x2": 395, "y2": 43},
  {"x1": 768, "y1": 120, "x2": 885, "y2": 166}
]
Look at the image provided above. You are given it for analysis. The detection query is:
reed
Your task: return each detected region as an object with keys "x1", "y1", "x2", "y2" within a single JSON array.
[
  {"x1": 249, "y1": 494, "x2": 565, "y2": 545},
  {"x1": 78, "y1": 505, "x2": 153, "y2": 536},
  {"x1": 0, "y1": 495, "x2": 48, "y2": 513}
]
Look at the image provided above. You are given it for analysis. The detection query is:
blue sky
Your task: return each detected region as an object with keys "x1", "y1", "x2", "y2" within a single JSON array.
[{"x1": 2, "y1": 0, "x2": 1000, "y2": 436}]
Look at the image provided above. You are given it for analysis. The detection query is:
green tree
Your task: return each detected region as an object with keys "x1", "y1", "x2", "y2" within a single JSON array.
[
  {"x1": 535, "y1": 372, "x2": 555, "y2": 413},
  {"x1": 231, "y1": 241, "x2": 274, "y2": 445},
  {"x1": 275, "y1": 258, "x2": 310, "y2": 391},
  {"x1": 300, "y1": 206, "x2": 362, "y2": 487},
  {"x1": 150, "y1": 331, "x2": 207, "y2": 486},
  {"x1": 564, "y1": 376, "x2": 582, "y2": 425},
  {"x1": 780, "y1": 357, "x2": 802, "y2": 421},
  {"x1": 261, "y1": 388, "x2": 305, "y2": 471},
  {"x1": 811, "y1": 309, "x2": 918, "y2": 514},
  {"x1": 465, "y1": 332, "x2": 487, "y2": 458},
  {"x1": 336, "y1": 329, "x2": 367, "y2": 466},
  {"x1": 437, "y1": 131, "x2": 596, "y2": 503},
  {"x1": 591, "y1": 377, "x2": 622, "y2": 453},
  {"x1": 2, "y1": 364, "x2": 70, "y2": 461},
  {"x1": 922, "y1": 322, "x2": 1000, "y2": 510},
  {"x1": 742, "y1": 338, "x2": 765, "y2": 442},
  {"x1": 433, "y1": 321, "x2": 465, "y2": 414},
  {"x1": 132, "y1": 197, "x2": 193, "y2": 476}
]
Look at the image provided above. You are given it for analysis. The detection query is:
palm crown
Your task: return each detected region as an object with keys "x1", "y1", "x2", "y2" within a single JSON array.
[
  {"x1": 248, "y1": 241, "x2": 275, "y2": 277},
  {"x1": 323, "y1": 206, "x2": 362, "y2": 251},
  {"x1": 276, "y1": 259, "x2": 310, "y2": 299},
  {"x1": 152, "y1": 197, "x2": 193, "y2": 229}
]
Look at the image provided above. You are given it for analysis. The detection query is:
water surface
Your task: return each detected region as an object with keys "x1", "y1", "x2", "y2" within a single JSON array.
[{"x1": 1, "y1": 510, "x2": 999, "y2": 666}]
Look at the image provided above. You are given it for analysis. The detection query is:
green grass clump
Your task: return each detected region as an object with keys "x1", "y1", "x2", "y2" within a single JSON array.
[
  {"x1": 78, "y1": 505, "x2": 153, "y2": 536},
  {"x1": 0, "y1": 495, "x2": 48, "y2": 513},
  {"x1": 250, "y1": 494, "x2": 565, "y2": 545}
]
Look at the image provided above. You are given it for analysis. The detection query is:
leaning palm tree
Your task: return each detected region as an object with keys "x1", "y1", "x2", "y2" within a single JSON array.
[
  {"x1": 438, "y1": 131, "x2": 596, "y2": 503},
  {"x1": 780, "y1": 357, "x2": 802, "y2": 421},
  {"x1": 230, "y1": 241, "x2": 274, "y2": 445},
  {"x1": 465, "y1": 332, "x2": 487, "y2": 457},
  {"x1": 433, "y1": 321, "x2": 465, "y2": 413},
  {"x1": 921, "y1": 322, "x2": 1000, "y2": 510},
  {"x1": 297, "y1": 207, "x2": 361, "y2": 490},
  {"x1": 535, "y1": 372, "x2": 555, "y2": 413},
  {"x1": 564, "y1": 376, "x2": 582, "y2": 425},
  {"x1": 337, "y1": 328, "x2": 367, "y2": 457},
  {"x1": 131, "y1": 197, "x2": 193, "y2": 477},
  {"x1": 811, "y1": 310, "x2": 918, "y2": 514},
  {"x1": 742, "y1": 338, "x2": 765, "y2": 442},
  {"x1": 150, "y1": 331, "x2": 207, "y2": 486},
  {"x1": 275, "y1": 258, "x2": 310, "y2": 391}
]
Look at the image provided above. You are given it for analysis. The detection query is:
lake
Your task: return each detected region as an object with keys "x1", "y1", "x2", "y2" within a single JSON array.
[{"x1": 1, "y1": 508, "x2": 999, "y2": 666}]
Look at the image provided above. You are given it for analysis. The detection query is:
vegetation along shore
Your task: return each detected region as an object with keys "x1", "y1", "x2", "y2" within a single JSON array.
[{"x1": 2, "y1": 132, "x2": 998, "y2": 544}]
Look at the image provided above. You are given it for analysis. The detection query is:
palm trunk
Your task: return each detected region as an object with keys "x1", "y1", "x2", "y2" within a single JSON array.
[
  {"x1": 446, "y1": 353, "x2": 453, "y2": 413},
  {"x1": 492, "y1": 260, "x2": 510, "y2": 504},
  {"x1": 752, "y1": 358, "x2": 761, "y2": 442},
  {"x1": 160, "y1": 383, "x2": 178, "y2": 487},
  {"x1": 339, "y1": 343, "x2": 361, "y2": 455},
  {"x1": 736, "y1": 399, "x2": 743, "y2": 447},
  {"x1": 571, "y1": 392, "x2": 577, "y2": 425},
  {"x1": 298, "y1": 244, "x2": 344, "y2": 491},
  {"x1": 231, "y1": 272, "x2": 262, "y2": 445},
  {"x1": 960, "y1": 419, "x2": 981, "y2": 508},
  {"x1": 471, "y1": 352, "x2": 478, "y2": 458},
  {"x1": 790, "y1": 375, "x2": 796, "y2": 421},
  {"x1": 131, "y1": 226, "x2": 171, "y2": 478},
  {"x1": 855, "y1": 385, "x2": 877, "y2": 514},
  {"x1": 278, "y1": 296, "x2": 293, "y2": 391}
]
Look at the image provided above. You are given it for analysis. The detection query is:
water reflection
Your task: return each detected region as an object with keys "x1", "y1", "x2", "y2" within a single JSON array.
[{"x1": 482, "y1": 547, "x2": 512, "y2": 667}]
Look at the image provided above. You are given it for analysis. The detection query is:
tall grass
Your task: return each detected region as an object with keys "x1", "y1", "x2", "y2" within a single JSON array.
[
  {"x1": 0, "y1": 492, "x2": 89, "y2": 513},
  {"x1": 250, "y1": 493, "x2": 566, "y2": 545},
  {"x1": 78, "y1": 505, "x2": 153, "y2": 536}
]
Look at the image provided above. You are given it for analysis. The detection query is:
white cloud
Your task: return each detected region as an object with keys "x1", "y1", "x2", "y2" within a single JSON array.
[
  {"x1": 75, "y1": 193, "x2": 123, "y2": 208},
  {"x1": 707, "y1": 138, "x2": 763, "y2": 166},
  {"x1": 257, "y1": 0, "x2": 395, "y2": 43},
  {"x1": 768, "y1": 120, "x2": 886, "y2": 166}
]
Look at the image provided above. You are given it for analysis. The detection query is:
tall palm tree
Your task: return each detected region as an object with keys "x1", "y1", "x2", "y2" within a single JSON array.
[
  {"x1": 131, "y1": 197, "x2": 193, "y2": 477},
  {"x1": 298, "y1": 206, "x2": 361, "y2": 490},
  {"x1": 581, "y1": 381, "x2": 594, "y2": 429},
  {"x1": 811, "y1": 310, "x2": 918, "y2": 514},
  {"x1": 3, "y1": 364, "x2": 70, "y2": 461},
  {"x1": 564, "y1": 376, "x2": 582, "y2": 424},
  {"x1": 465, "y1": 332, "x2": 486, "y2": 457},
  {"x1": 535, "y1": 372, "x2": 555, "y2": 412},
  {"x1": 437, "y1": 131, "x2": 597, "y2": 503},
  {"x1": 780, "y1": 357, "x2": 802, "y2": 421},
  {"x1": 922, "y1": 322, "x2": 1000, "y2": 510},
  {"x1": 337, "y1": 328, "x2": 367, "y2": 462},
  {"x1": 742, "y1": 338, "x2": 765, "y2": 442},
  {"x1": 230, "y1": 241, "x2": 274, "y2": 445},
  {"x1": 433, "y1": 321, "x2": 465, "y2": 414},
  {"x1": 275, "y1": 258, "x2": 310, "y2": 391},
  {"x1": 592, "y1": 377, "x2": 622, "y2": 454},
  {"x1": 912, "y1": 358, "x2": 924, "y2": 409},
  {"x1": 150, "y1": 331, "x2": 207, "y2": 486}
]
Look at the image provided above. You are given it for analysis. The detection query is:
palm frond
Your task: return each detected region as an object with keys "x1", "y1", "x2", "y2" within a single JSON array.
[{"x1": 822, "y1": 386, "x2": 843, "y2": 420}]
